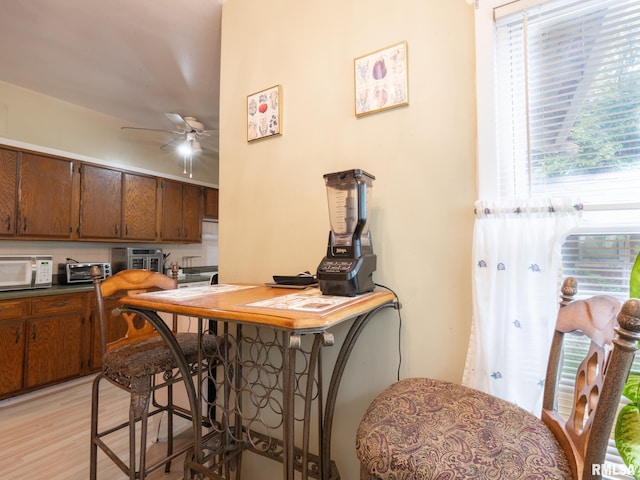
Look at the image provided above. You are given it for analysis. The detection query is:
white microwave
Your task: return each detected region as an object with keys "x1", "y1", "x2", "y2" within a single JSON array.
[{"x1": 0, "y1": 255, "x2": 53, "y2": 292}]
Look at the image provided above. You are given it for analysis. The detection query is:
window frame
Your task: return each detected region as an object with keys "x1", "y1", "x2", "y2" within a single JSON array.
[
  {"x1": 474, "y1": 0, "x2": 505, "y2": 200},
  {"x1": 474, "y1": 1, "x2": 640, "y2": 477}
]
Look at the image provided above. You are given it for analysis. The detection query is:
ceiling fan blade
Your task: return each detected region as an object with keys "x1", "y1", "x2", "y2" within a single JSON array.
[
  {"x1": 199, "y1": 129, "x2": 220, "y2": 137},
  {"x1": 165, "y1": 113, "x2": 190, "y2": 132},
  {"x1": 160, "y1": 137, "x2": 182, "y2": 150},
  {"x1": 121, "y1": 126, "x2": 173, "y2": 133}
]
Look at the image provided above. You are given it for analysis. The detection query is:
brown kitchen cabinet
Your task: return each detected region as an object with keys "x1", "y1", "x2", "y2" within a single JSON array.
[
  {"x1": 0, "y1": 299, "x2": 28, "y2": 396},
  {"x1": 0, "y1": 142, "x2": 213, "y2": 244},
  {"x1": 122, "y1": 172, "x2": 158, "y2": 240},
  {"x1": 160, "y1": 179, "x2": 203, "y2": 242},
  {"x1": 0, "y1": 148, "x2": 18, "y2": 238},
  {"x1": 0, "y1": 149, "x2": 75, "y2": 239},
  {"x1": 27, "y1": 294, "x2": 85, "y2": 388},
  {"x1": 25, "y1": 313, "x2": 83, "y2": 388},
  {"x1": 0, "y1": 292, "x2": 87, "y2": 400},
  {"x1": 203, "y1": 187, "x2": 219, "y2": 220},
  {"x1": 18, "y1": 153, "x2": 74, "y2": 239},
  {"x1": 78, "y1": 163, "x2": 122, "y2": 239},
  {"x1": 182, "y1": 183, "x2": 203, "y2": 242},
  {"x1": 79, "y1": 164, "x2": 157, "y2": 241},
  {"x1": 0, "y1": 320, "x2": 26, "y2": 395}
]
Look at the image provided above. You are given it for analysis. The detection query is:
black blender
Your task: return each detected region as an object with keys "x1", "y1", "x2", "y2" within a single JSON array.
[{"x1": 317, "y1": 169, "x2": 376, "y2": 296}]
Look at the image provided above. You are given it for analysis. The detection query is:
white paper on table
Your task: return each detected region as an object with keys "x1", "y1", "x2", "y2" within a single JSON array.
[
  {"x1": 135, "y1": 284, "x2": 257, "y2": 300},
  {"x1": 245, "y1": 288, "x2": 358, "y2": 313}
]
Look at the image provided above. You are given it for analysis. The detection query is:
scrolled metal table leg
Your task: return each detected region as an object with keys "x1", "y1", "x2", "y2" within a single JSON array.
[
  {"x1": 122, "y1": 307, "x2": 203, "y2": 465},
  {"x1": 321, "y1": 302, "x2": 397, "y2": 480}
]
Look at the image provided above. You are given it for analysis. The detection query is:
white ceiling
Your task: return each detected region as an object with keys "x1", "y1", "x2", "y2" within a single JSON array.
[{"x1": 0, "y1": 0, "x2": 222, "y2": 156}]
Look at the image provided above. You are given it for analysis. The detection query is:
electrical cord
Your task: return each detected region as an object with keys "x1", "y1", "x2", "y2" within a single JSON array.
[{"x1": 375, "y1": 283, "x2": 403, "y2": 381}]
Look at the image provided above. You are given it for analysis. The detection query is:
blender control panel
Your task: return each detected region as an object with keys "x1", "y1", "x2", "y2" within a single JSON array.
[{"x1": 318, "y1": 259, "x2": 356, "y2": 273}]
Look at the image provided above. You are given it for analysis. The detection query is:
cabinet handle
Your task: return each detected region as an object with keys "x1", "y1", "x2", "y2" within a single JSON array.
[
  {"x1": 15, "y1": 325, "x2": 21, "y2": 344},
  {"x1": 125, "y1": 224, "x2": 129, "y2": 236},
  {"x1": 23, "y1": 216, "x2": 28, "y2": 232},
  {"x1": 32, "y1": 325, "x2": 37, "y2": 340},
  {"x1": 6, "y1": 215, "x2": 10, "y2": 232},
  {"x1": 183, "y1": 228, "x2": 188, "y2": 238},
  {"x1": 176, "y1": 227, "x2": 181, "y2": 238},
  {"x1": 115, "y1": 224, "x2": 119, "y2": 235}
]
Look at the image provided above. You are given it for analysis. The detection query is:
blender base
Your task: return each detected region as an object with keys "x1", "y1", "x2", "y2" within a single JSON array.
[{"x1": 317, "y1": 253, "x2": 376, "y2": 296}]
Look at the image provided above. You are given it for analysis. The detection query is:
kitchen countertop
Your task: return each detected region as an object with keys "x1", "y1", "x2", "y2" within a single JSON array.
[
  {"x1": 0, "y1": 267, "x2": 219, "y2": 301},
  {"x1": 0, "y1": 282, "x2": 95, "y2": 300},
  {"x1": 182, "y1": 266, "x2": 218, "y2": 275}
]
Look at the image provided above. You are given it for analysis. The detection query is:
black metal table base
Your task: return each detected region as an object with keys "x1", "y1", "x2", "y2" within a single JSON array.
[{"x1": 126, "y1": 300, "x2": 396, "y2": 480}]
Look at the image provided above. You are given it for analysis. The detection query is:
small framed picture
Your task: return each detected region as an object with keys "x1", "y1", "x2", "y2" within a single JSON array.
[
  {"x1": 354, "y1": 41, "x2": 409, "y2": 117},
  {"x1": 247, "y1": 85, "x2": 282, "y2": 142}
]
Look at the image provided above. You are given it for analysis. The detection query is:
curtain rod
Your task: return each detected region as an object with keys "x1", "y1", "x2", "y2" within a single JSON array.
[
  {"x1": 583, "y1": 202, "x2": 640, "y2": 211},
  {"x1": 475, "y1": 202, "x2": 640, "y2": 215}
]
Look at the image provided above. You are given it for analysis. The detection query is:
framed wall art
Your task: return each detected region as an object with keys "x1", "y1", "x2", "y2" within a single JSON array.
[
  {"x1": 247, "y1": 84, "x2": 282, "y2": 142},
  {"x1": 354, "y1": 41, "x2": 408, "y2": 117}
]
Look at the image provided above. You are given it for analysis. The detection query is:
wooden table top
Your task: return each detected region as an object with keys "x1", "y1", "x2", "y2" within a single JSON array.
[{"x1": 119, "y1": 284, "x2": 396, "y2": 332}]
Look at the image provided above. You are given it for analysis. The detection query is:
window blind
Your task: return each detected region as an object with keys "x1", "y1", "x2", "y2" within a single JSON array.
[
  {"x1": 559, "y1": 233, "x2": 640, "y2": 477},
  {"x1": 561, "y1": 233, "x2": 640, "y2": 297},
  {"x1": 494, "y1": 0, "x2": 640, "y2": 205}
]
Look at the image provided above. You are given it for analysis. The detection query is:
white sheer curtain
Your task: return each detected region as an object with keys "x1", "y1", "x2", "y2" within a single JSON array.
[{"x1": 462, "y1": 198, "x2": 581, "y2": 414}]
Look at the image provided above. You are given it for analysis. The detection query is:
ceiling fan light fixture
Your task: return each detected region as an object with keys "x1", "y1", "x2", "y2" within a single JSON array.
[
  {"x1": 124, "y1": 113, "x2": 209, "y2": 178},
  {"x1": 178, "y1": 140, "x2": 193, "y2": 156}
]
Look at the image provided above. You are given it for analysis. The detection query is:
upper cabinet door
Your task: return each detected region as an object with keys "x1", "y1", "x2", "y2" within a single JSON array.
[
  {"x1": 203, "y1": 187, "x2": 219, "y2": 220},
  {"x1": 18, "y1": 153, "x2": 74, "y2": 239},
  {"x1": 160, "y1": 180, "x2": 203, "y2": 243},
  {"x1": 160, "y1": 180, "x2": 184, "y2": 242},
  {"x1": 182, "y1": 183, "x2": 203, "y2": 242},
  {"x1": 78, "y1": 164, "x2": 122, "y2": 239},
  {"x1": 122, "y1": 173, "x2": 157, "y2": 241},
  {"x1": 0, "y1": 148, "x2": 18, "y2": 238}
]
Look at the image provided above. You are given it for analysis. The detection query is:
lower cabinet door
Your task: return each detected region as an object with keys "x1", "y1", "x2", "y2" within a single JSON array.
[
  {"x1": 0, "y1": 320, "x2": 26, "y2": 396},
  {"x1": 25, "y1": 314, "x2": 83, "y2": 388}
]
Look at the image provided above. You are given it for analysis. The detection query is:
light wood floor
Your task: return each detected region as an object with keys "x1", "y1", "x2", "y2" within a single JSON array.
[{"x1": 0, "y1": 375, "x2": 188, "y2": 479}]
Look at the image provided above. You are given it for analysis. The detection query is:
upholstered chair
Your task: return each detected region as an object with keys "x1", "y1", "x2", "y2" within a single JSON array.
[{"x1": 356, "y1": 278, "x2": 640, "y2": 479}]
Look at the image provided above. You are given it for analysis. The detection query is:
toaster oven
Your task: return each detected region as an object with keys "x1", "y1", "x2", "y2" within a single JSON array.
[{"x1": 59, "y1": 262, "x2": 112, "y2": 284}]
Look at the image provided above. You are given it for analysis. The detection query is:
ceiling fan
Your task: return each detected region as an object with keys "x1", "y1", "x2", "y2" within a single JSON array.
[{"x1": 122, "y1": 113, "x2": 216, "y2": 178}]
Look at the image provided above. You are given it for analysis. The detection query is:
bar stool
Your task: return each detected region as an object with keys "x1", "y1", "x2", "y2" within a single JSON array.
[{"x1": 89, "y1": 266, "x2": 222, "y2": 480}]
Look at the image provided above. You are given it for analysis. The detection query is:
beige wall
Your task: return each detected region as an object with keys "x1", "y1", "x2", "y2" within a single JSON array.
[
  {"x1": 0, "y1": 0, "x2": 477, "y2": 475},
  {"x1": 218, "y1": 0, "x2": 477, "y2": 478},
  {"x1": 0, "y1": 80, "x2": 219, "y2": 184}
]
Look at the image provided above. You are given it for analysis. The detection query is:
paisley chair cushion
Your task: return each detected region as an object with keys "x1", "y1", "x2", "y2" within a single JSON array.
[
  {"x1": 103, "y1": 332, "x2": 220, "y2": 387},
  {"x1": 356, "y1": 377, "x2": 573, "y2": 480}
]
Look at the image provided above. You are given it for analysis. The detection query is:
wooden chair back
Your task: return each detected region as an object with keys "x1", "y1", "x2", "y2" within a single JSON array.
[
  {"x1": 542, "y1": 277, "x2": 640, "y2": 478},
  {"x1": 90, "y1": 266, "x2": 178, "y2": 358}
]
